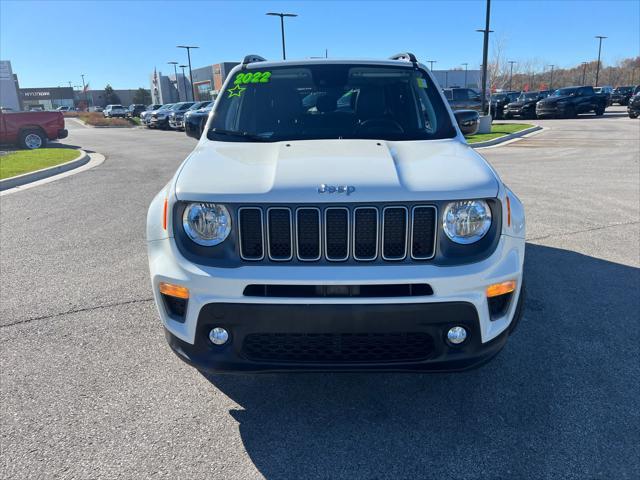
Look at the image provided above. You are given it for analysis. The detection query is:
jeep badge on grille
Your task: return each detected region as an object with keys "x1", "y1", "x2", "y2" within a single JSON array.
[{"x1": 318, "y1": 184, "x2": 356, "y2": 195}]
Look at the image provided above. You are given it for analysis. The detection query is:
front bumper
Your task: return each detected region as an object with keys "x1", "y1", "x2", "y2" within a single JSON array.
[
  {"x1": 148, "y1": 231, "x2": 525, "y2": 372},
  {"x1": 57, "y1": 128, "x2": 68, "y2": 139},
  {"x1": 169, "y1": 117, "x2": 184, "y2": 129}
]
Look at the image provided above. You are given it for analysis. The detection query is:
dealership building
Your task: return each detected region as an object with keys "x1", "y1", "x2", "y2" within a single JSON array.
[{"x1": 151, "y1": 62, "x2": 239, "y2": 104}]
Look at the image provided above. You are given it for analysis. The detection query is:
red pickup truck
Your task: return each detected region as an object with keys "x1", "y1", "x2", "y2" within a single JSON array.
[{"x1": 0, "y1": 110, "x2": 68, "y2": 149}]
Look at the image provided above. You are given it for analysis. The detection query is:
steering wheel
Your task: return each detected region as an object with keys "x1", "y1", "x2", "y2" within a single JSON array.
[{"x1": 356, "y1": 117, "x2": 404, "y2": 134}]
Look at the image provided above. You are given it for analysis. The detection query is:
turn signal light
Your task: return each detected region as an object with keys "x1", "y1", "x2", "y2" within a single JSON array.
[
  {"x1": 486, "y1": 280, "x2": 516, "y2": 298},
  {"x1": 159, "y1": 282, "x2": 190, "y2": 299}
]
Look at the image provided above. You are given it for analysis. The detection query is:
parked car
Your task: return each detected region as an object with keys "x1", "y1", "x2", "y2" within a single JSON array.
[
  {"x1": 628, "y1": 90, "x2": 640, "y2": 119},
  {"x1": 151, "y1": 102, "x2": 193, "y2": 129},
  {"x1": 126, "y1": 104, "x2": 147, "y2": 118},
  {"x1": 0, "y1": 110, "x2": 67, "y2": 149},
  {"x1": 56, "y1": 106, "x2": 71, "y2": 112},
  {"x1": 610, "y1": 86, "x2": 635, "y2": 106},
  {"x1": 442, "y1": 88, "x2": 483, "y2": 112},
  {"x1": 184, "y1": 104, "x2": 213, "y2": 138},
  {"x1": 148, "y1": 53, "x2": 526, "y2": 374},
  {"x1": 1, "y1": 106, "x2": 15, "y2": 112},
  {"x1": 490, "y1": 91, "x2": 520, "y2": 119},
  {"x1": 140, "y1": 104, "x2": 163, "y2": 126},
  {"x1": 504, "y1": 90, "x2": 551, "y2": 119},
  {"x1": 594, "y1": 86, "x2": 614, "y2": 105},
  {"x1": 103, "y1": 104, "x2": 127, "y2": 118},
  {"x1": 536, "y1": 86, "x2": 607, "y2": 118},
  {"x1": 169, "y1": 101, "x2": 209, "y2": 130},
  {"x1": 93, "y1": 106, "x2": 104, "y2": 112}
]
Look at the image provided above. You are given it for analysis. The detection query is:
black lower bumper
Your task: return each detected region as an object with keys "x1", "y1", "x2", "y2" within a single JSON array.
[
  {"x1": 57, "y1": 128, "x2": 68, "y2": 139},
  {"x1": 165, "y1": 301, "x2": 515, "y2": 373}
]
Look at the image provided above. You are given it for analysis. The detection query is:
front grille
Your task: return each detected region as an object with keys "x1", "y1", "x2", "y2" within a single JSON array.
[
  {"x1": 242, "y1": 332, "x2": 435, "y2": 363},
  {"x1": 238, "y1": 204, "x2": 436, "y2": 263}
]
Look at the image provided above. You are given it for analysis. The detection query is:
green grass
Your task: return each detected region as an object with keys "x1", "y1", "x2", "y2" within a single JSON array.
[
  {"x1": 0, "y1": 148, "x2": 82, "y2": 180},
  {"x1": 129, "y1": 117, "x2": 141, "y2": 126},
  {"x1": 465, "y1": 123, "x2": 534, "y2": 144}
]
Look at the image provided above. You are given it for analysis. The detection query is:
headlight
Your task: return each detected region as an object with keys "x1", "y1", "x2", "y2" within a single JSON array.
[
  {"x1": 182, "y1": 203, "x2": 231, "y2": 246},
  {"x1": 443, "y1": 200, "x2": 492, "y2": 244}
]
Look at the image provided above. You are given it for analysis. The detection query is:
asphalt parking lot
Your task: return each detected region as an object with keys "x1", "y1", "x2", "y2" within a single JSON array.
[{"x1": 1, "y1": 107, "x2": 638, "y2": 479}]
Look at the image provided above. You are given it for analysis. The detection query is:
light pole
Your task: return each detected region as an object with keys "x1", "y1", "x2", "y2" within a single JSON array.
[
  {"x1": 594, "y1": 35, "x2": 607, "y2": 87},
  {"x1": 179, "y1": 65, "x2": 189, "y2": 102},
  {"x1": 177, "y1": 45, "x2": 199, "y2": 101},
  {"x1": 80, "y1": 74, "x2": 90, "y2": 111},
  {"x1": 508, "y1": 60, "x2": 516, "y2": 91},
  {"x1": 548, "y1": 65, "x2": 555, "y2": 90},
  {"x1": 462, "y1": 63, "x2": 468, "y2": 87},
  {"x1": 581, "y1": 62, "x2": 588, "y2": 85},
  {"x1": 477, "y1": 0, "x2": 493, "y2": 115},
  {"x1": 168, "y1": 61, "x2": 180, "y2": 101},
  {"x1": 427, "y1": 60, "x2": 437, "y2": 71},
  {"x1": 266, "y1": 12, "x2": 297, "y2": 60}
]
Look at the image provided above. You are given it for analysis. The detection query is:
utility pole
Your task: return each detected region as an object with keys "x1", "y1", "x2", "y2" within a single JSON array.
[
  {"x1": 581, "y1": 62, "x2": 588, "y2": 85},
  {"x1": 427, "y1": 60, "x2": 437, "y2": 71},
  {"x1": 462, "y1": 63, "x2": 468, "y2": 87},
  {"x1": 548, "y1": 65, "x2": 555, "y2": 90},
  {"x1": 445, "y1": 70, "x2": 449, "y2": 88},
  {"x1": 594, "y1": 36, "x2": 607, "y2": 87},
  {"x1": 168, "y1": 62, "x2": 180, "y2": 101},
  {"x1": 177, "y1": 45, "x2": 199, "y2": 101},
  {"x1": 477, "y1": 0, "x2": 493, "y2": 115},
  {"x1": 266, "y1": 12, "x2": 298, "y2": 60},
  {"x1": 80, "y1": 74, "x2": 89, "y2": 111},
  {"x1": 179, "y1": 65, "x2": 189, "y2": 102},
  {"x1": 508, "y1": 60, "x2": 516, "y2": 91}
]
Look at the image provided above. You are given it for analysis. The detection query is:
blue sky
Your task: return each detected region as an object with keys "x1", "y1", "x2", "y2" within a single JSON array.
[{"x1": 1, "y1": 0, "x2": 638, "y2": 89}]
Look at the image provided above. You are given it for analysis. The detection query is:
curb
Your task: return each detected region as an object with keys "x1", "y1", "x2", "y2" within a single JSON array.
[
  {"x1": 470, "y1": 125, "x2": 543, "y2": 148},
  {"x1": 1, "y1": 150, "x2": 90, "y2": 192}
]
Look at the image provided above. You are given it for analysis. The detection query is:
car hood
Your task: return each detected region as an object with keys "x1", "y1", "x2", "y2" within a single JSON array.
[
  {"x1": 539, "y1": 96, "x2": 571, "y2": 105},
  {"x1": 175, "y1": 139, "x2": 500, "y2": 203}
]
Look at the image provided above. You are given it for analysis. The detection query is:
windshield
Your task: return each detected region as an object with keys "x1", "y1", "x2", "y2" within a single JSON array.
[
  {"x1": 518, "y1": 92, "x2": 539, "y2": 101},
  {"x1": 207, "y1": 64, "x2": 456, "y2": 142},
  {"x1": 552, "y1": 88, "x2": 579, "y2": 97},
  {"x1": 614, "y1": 86, "x2": 632, "y2": 93}
]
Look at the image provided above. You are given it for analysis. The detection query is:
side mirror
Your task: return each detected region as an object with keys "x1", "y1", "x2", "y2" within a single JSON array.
[
  {"x1": 185, "y1": 118, "x2": 202, "y2": 139},
  {"x1": 454, "y1": 110, "x2": 480, "y2": 136}
]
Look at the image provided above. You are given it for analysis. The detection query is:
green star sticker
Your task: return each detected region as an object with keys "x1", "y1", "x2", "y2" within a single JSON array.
[{"x1": 227, "y1": 84, "x2": 246, "y2": 98}]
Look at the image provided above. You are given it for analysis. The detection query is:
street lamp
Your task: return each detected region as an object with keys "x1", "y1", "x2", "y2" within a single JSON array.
[
  {"x1": 427, "y1": 60, "x2": 437, "y2": 71},
  {"x1": 168, "y1": 61, "x2": 180, "y2": 101},
  {"x1": 594, "y1": 35, "x2": 607, "y2": 87},
  {"x1": 462, "y1": 63, "x2": 468, "y2": 87},
  {"x1": 548, "y1": 65, "x2": 555, "y2": 90},
  {"x1": 177, "y1": 45, "x2": 199, "y2": 101},
  {"x1": 266, "y1": 12, "x2": 297, "y2": 60},
  {"x1": 476, "y1": 0, "x2": 494, "y2": 115},
  {"x1": 508, "y1": 60, "x2": 517, "y2": 91},
  {"x1": 581, "y1": 62, "x2": 588, "y2": 85},
  {"x1": 179, "y1": 65, "x2": 189, "y2": 102}
]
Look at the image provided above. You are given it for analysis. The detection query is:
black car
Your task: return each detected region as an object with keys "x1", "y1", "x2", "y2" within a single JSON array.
[
  {"x1": 504, "y1": 90, "x2": 551, "y2": 119},
  {"x1": 536, "y1": 86, "x2": 608, "y2": 118},
  {"x1": 126, "y1": 104, "x2": 148, "y2": 118},
  {"x1": 184, "y1": 105, "x2": 212, "y2": 139},
  {"x1": 490, "y1": 91, "x2": 520, "y2": 119},
  {"x1": 628, "y1": 88, "x2": 640, "y2": 118},
  {"x1": 442, "y1": 88, "x2": 483, "y2": 112},
  {"x1": 611, "y1": 86, "x2": 635, "y2": 106}
]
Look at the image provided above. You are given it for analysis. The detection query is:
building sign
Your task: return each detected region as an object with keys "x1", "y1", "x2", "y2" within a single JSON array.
[{"x1": 19, "y1": 87, "x2": 74, "y2": 101}]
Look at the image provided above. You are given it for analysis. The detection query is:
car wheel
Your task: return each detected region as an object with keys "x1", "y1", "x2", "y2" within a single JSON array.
[
  {"x1": 595, "y1": 106, "x2": 605, "y2": 116},
  {"x1": 19, "y1": 129, "x2": 47, "y2": 149},
  {"x1": 629, "y1": 112, "x2": 639, "y2": 119}
]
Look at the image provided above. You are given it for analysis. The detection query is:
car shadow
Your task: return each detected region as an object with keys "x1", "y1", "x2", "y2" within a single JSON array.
[{"x1": 202, "y1": 243, "x2": 639, "y2": 479}]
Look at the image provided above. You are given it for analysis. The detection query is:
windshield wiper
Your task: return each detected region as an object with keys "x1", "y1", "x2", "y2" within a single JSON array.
[{"x1": 208, "y1": 128, "x2": 269, "y2": 142}]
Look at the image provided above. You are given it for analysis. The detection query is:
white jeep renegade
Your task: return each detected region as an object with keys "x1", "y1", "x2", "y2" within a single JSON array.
[{"x1": 146, "y1": 53, "x2": 525, "y2": 373}]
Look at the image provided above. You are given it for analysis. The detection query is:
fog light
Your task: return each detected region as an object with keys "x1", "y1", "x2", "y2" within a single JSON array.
[
  {"x1": 209, "y1": 327, "x2": 229, "y2": 345},
  {"x1": 447, "y1": 326, "x2": 467, "y2": 345}
]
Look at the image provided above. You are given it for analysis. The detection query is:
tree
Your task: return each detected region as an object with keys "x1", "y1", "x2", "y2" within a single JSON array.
[
  {"x1": 103, "y1": 84, "x2": 120, "y2": 104},
  {"x1": 132, "y1": 88, "x2": 151, "y2": 105}
]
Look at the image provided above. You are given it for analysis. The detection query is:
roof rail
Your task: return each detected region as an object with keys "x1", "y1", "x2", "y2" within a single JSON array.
[
  {"x1": 242, "y1": 54, "x2": 267, "y2": 65},
  {"x1": 389, "y1": 52, "x2": 417, "y2": 63}
]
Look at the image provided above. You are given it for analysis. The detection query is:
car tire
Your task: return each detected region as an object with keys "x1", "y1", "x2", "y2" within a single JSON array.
[
  {"x1": 19, "y1": 129, "x2": 47, "y2": 150},
  {"x1": 595, "y1": 106, "x2": 605, "y2": 116},
  {"x1": 629, "y1": 112, "x2": 639, "y2": 119}
]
